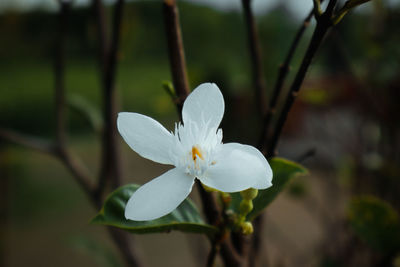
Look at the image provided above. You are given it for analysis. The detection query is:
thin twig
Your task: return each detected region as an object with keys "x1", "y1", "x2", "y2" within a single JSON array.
[
  {"x1": 91, "y1": 1, "x2": 142, "y2": 266},
  {"x1": 163, "y1": 0, "x2": 190, "y2": 111},
  {"x1": 266, "y1": 10, "x2": 334, "y2": 157},
  {"x1": 162, "y1": 1, "x2": 245, "y2": 266},
  {"x1": 55, "y1": 1, "x2": 69, "y2": 145},
  {"x1": 220, "y1": 240, "x2": 245, "y2": 267},
  {"x1": 92, "y1": 0, "x2": 109, "y2": 74},
  {"x1": 241, "y1": 0, "x2": 267, "y2": 115},
  {"x1": 206, "y1": 241, "x2": 219, "y2": 267},
  {"x1": 0, "y1": 129, "x2": 55, "y2": 155},
  {"x1": 96, "y1": 0, "x2": 124, "y2": 199},
  {"x1": 251, "y1": 2, "x2": 331, "y2": 266},
  {"x1": 258, "y1": 9, "x2": 314, "y2": 154},
  {"x1": 53, "y1": 1, "x2": 96, "y2": 199},
  {"x1": 196, "y1": 181, "x2": 222, "y2": 226}
]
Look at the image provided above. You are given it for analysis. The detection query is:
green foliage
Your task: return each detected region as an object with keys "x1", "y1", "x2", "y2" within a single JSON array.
[
  {"x1": 92, "y1": 184, "x2": 218, "y2": 237},
  {"x1": 348, "y1": 195, "x2": 400, "y2": 253},
  {"x1": 230, "y1": 158, "x2": 307, "y2": 221}
]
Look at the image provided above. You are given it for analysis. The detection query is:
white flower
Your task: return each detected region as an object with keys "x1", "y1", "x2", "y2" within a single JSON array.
[{"x1": 118, "y1": 83, "x2": 273, "y2": 221}]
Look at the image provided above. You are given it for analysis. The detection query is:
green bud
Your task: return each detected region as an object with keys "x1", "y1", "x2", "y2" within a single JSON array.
[
  {"x1": 239, "y1": 199, "x2": 253, "y2": 215},
  {"x1": 241, "y1": 221, "x2": 254, "y2": 235},
  {"x1": 240, "y1": 188, "x2": 258, "y2": 201}
]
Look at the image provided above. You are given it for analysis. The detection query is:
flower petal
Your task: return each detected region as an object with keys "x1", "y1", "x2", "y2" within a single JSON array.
[
  {"x1": 198, "y1": 143, "x2": 273, "y2": 192},
  {"x1": 182, "y1": 83, "x2": 224, "y2": 130},
  {"x1": 117, "y1": 112, "x2": 173, "y2": 165},
  {"x1": 125, "y1": 168, "x2": 195, "y2": 221}
]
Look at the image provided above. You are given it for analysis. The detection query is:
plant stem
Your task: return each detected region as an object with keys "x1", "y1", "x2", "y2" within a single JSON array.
[
  {"x1": 206, "y1": 242, "x2": 219, "y2": 267},
  {"x1": 162, "y1": 2, "x2": 245, "y2": 266},
  {"x1": 258, "y1": 9, "x2": 314, "y2": 154},
  {"x1": 252, "y1": 1, "x2": 333, "y2": 266},
  {"x1": 241, "y1": 0, "x2": 267, "y2": 115},
  {"x1": 266, "y1": 14, "x2": 333, "y2": 157},
  {"x1": 96, "y1": 0, "x2": 124, "y2": 200},
  {"x1": 163, "y1": 0, "x2": 190, "y2": 112},
  {"x1": 91, "y1": 1, "x2": 143, "y2": 266}
]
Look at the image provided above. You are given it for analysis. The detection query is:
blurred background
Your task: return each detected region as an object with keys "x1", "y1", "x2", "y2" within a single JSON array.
[{"x1": 1, "y1": 0, "x2": 399, "y2": 266}]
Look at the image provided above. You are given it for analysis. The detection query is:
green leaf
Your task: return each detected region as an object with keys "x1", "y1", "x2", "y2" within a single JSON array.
[
  {"x1": 230, "y1": 158, "x2": 307, "y2": 221},
  {"x1": 92, "y1": 184, "x2": 218, "y2": 237},
  {"x1": 348, "y1": 195, "x2": 400, "y2": 252}
]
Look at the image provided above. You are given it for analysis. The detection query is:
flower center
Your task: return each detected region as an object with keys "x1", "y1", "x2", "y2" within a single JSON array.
[
  {"x1": 171, "y1": 121, "x2": 223, "y2": 177},
  {"x1": 191, "y1": 146, "x2": 204, "y2": 162}
]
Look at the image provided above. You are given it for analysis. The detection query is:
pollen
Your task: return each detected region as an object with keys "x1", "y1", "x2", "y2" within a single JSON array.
[{"x1": 191, "y1": 146, "x2": 204, "y2": 161}]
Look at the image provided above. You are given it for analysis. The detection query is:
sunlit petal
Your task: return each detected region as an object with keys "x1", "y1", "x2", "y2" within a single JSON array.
[{"x1": 125, "y1": 168, "x2": 195, "y2": 221}]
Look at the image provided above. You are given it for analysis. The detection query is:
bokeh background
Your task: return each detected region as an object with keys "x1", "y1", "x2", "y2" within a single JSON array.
[{"x1": 1, "y1": 0, "x2": 400, "y2": 266}]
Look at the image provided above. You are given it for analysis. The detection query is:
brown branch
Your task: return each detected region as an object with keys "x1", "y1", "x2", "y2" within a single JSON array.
[
  {"x1": 241, "y1": 0, "x2": 267, "y2": 115},
  {"x1": 108, "y1": 228, "x2": 142, "y2": 267},
  {"x1": 2, "y1": 2, "x2": 141, "y2": 266},
  {"x1": 52, "y1": 1, "x2": 96, "y2": 199},
  {"x1": 250, "y1": 11, "x2": 315, "y2": 263},
  {"x1": 0, "y1": 132, "x2": 95, "y2": 201},
  {"x1": 258, "y1": 9, "x2": 314, "y2": 154},
  {"x1": 196, "y1": 181, "x2": 221, "y2": 226},
  {"x1": 91, "y1": 1, "x2": 143, "y2": 266},
  {"x1": 206, "y1": 241, "x2": 219, "y2": 267},
  {"x1": 56, "y1": 146, "x2": 96, "y2": 197},
  {"x1": 96, "y1": 0, "x2": 124, "y2": 199},
  {"x1": 220, "y1": 240, "x2": 245, "y2": 267},
  {"x1": 249, "y1": 215, "x2": 267, "y2": 267},
  {"x1": 266, "y1": 8, "x2": 335, "y2": 157},
  {"x1": 92, "y1": 0, "x2": 109, "y2": 74},
  {"x1": 251, "y1": 2, "x2": 330, "y2": 266},
  {"x1": 0, "y1": 129, "x2": 55, "y2": 155},
  {"x1": 163, "y1": 0, "x2": 190, "y2": 111},
  {"x1": 55, "y1": 0, "x2": 69, "y2": 145},
  {"x1": 162, "y1": 1, "x2": 245, "y2": 266}
]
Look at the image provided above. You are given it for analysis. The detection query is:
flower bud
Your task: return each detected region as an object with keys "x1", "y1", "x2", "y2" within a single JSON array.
[
  {"x1": 240, "y1": 188, "x2": 258, "y2": 201},
  {"x1": 241, "y1": 221, "x2": 254, "y2": 235},
  {"x1": 239, "y1": 199, "x2": 253, "y2": 215}
]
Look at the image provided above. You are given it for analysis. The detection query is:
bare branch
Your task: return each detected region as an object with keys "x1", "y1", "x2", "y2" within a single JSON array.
[
  {"x1": 92, "y1": 0, "x2": 109, "y2": 73},
  {"x1": 163, "y1": 0, "x2": 190, "y2": 111},
  {"x1": 54, "y1": 1, "x2": 70, "y2": 145},
  {"x1": 56, "y1": 146, "x2": 96, "y2": 197},
  {"x1": 162, "y1": 2, "x2": 246, "y2": 266},
  {"x1": 220, "y1": 239, "x2": 245, "y2": 267},
  {"x1": 241, "y1": 0, "x2": 267, "y2": 115},
  {"x1": 0, "y1": 128, "x2": 55, "y2": 155},
  {"x1": 96, "y1": 0, "x2": 125, "y2": 198},
  {"x1": 258, "y1": 10, "x2": 314, "y2": 154},
  {"x1": 90, "y1": 1, "x2": 143, "y2": 266},
  {"x1": 266, "y1": 1, "x2": 336, "y2": 157}
]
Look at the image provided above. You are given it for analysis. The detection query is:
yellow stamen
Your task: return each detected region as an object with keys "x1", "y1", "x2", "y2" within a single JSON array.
[{"x1": 192, "y1": 146, "x2": 204, "y2": 161}]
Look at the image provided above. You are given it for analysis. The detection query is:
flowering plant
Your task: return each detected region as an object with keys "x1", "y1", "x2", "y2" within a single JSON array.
[{"x1": 117, "y1": 83, "x2": 273, "y2": 221}]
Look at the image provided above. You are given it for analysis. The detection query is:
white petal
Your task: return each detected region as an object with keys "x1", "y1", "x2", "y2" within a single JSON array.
[
  {"x1": 117, "y1": 112, "x2": 173, "y2": 165},
  {"x1": 125, "y1": 168, "x2": 195, "y2": 221},
  {"x1": 198, "y1": 143, "x2": 272, "y2": 192},
  {"x1": 182, "y1": 83, "x2": 224, "y2": 130}
]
